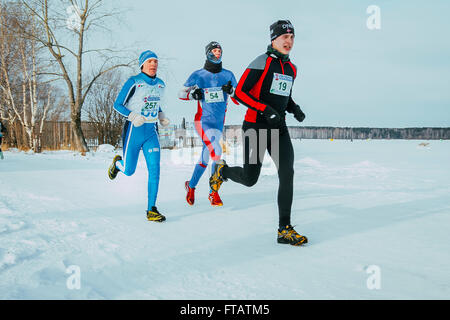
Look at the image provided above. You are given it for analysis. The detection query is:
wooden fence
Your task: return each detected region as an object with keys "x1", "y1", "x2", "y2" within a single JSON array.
[{"x1": 2, "y1": 122, "x2": 449, "y2": 151}]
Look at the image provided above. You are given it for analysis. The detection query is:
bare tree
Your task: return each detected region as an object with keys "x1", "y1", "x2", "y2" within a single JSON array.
[
  {"x1": 20, "y1": 0, "x2": 132, "y2": 153},
  {"x1": 84, "y1": 69, "x2": 124, "y2": 147},
  {"x1": 0, "y1": 2, "x2": 20, "y2": 141},
  {"x1": 0, "y1": 2, "x2": 55, "y2": 151}
]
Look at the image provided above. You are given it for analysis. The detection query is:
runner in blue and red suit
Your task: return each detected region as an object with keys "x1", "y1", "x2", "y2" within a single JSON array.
[
  {"x1": 179, "y1": 41, "x2": 238, "y2": 207},
  {"x1": 209, "y1": 20, "x2": 309, "y2": 246}
]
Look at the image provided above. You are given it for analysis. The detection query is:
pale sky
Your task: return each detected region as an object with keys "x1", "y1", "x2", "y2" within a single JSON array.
[{"x1": 83, "y1": 0, "x2": 450, "y2": 128}]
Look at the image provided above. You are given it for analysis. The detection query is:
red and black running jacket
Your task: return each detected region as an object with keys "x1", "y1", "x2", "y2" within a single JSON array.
[{"x1": 234, "y1": 52, "x2": 298, "y2": 125}]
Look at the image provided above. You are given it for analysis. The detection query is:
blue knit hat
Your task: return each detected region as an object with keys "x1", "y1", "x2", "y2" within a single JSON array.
[{"x1": 139, "y1": 50, "x2": 158, "y2": 68}]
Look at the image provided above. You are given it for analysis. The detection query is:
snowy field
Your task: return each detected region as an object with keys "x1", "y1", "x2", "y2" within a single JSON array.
[{"x1": 0, "y1": 139, "x2": 449, "y2": 300}]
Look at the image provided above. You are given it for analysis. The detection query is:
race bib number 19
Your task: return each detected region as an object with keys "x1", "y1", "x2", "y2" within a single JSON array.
[
  {"x1": 204, "y1": 87, "x2": 224, "y2": 103},
  {"x1": 270, "y1": 73, "x2": 293, "y2": 96}
]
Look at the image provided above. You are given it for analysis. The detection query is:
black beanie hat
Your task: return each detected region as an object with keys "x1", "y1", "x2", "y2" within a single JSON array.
[
  {"x1": 205, "y1": 41, "x2": 222, "y2": 55},
  {"x1": 270, "y1": 20, "x2": 295, "y2": 41}
]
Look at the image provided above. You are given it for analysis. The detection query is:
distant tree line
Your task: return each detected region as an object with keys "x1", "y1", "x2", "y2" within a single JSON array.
[{"x1": 224, "y1": 126, "x2": 450, "y2": 141}]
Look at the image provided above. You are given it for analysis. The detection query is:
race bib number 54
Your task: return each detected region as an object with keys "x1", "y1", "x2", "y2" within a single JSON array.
[
  {"x1": 204, "y1": 87, "x2": 224, "y2": 103},
  {"x1": 270, "y1": 73, "x2": 293, "y2": 96}
]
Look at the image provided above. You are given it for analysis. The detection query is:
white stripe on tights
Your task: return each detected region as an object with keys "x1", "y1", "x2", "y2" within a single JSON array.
[{"x1": 118, "y1": 124, "x2": 134, "y2": 172}]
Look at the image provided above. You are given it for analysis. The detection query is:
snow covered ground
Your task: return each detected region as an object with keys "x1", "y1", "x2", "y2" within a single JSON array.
[{"x1": 0, "y1": 139, "x2": 449, "y2": 299}]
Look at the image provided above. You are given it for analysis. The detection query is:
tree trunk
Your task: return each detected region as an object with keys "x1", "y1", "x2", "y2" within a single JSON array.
[{"x1": 71, "y1": 107, "x2": 88, "y2": 153}]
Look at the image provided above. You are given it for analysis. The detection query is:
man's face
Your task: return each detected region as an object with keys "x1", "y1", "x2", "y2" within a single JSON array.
[
  {"x1": 142, "y1": 58, "x2": 158, "y2": 76},
  {"x1": 211, "y1": 48, "x2": 222, "y2": 59},
  {"x1": 271, "y1": 33, "x2": 295, "y2": 55}
]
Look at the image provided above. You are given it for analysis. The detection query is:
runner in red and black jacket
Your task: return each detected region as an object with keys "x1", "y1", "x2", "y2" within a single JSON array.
[
  {"x1": 234, "y1": 43, "x2": 302, "y2": 127},
  {"x1": 209, "y1": 20, "x2": 308, "y2": 246}
]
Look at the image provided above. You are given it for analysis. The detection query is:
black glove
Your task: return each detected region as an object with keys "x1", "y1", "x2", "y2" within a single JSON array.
[
  {"x1": 262, "y1": 105, "x2": 282, "y2": 128},
  {"x1": 221, "y1": 81, "x2": 233, "y2": 95},
  {"x1": 191, "y1": 88, "x2": 204, "y2": 100},
  {"x1": 292, "y1": 104, "x2": 306, "y2": 122}
]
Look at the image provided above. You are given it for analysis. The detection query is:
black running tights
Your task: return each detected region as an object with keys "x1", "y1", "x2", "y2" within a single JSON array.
[{"x1": 222, "y1": 123, "x2": 294, "y2": 228}]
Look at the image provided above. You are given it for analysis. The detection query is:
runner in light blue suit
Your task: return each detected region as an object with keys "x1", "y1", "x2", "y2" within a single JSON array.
[{"x1": 108, "y1": 50, "x2": 170, "y2": 222}]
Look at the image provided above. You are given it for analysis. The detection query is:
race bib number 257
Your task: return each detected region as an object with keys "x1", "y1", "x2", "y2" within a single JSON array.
[{"x1": 141, "y1": 96, "x2": 160, "y2": 121}]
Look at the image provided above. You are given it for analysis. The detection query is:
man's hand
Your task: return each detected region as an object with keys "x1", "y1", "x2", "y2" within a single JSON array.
[
  {"x1": 128, "y1": 111, "x2": 146, "y2": 127},
  {"x1": 291, "y1": 104, "x2": 306, "y2": 122},
  {"x1": 262, "y1": 105, "x2": 282, "y2": 128},
  {"x1": 190, "y1": 88, "x2": 204, "y2": 100},
  {"x1": 158, "y1": 111, "x2": 170, "y2": 127},
  {"x1": 221, "y1": 81, "x2": 234, "y2": 95}
]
